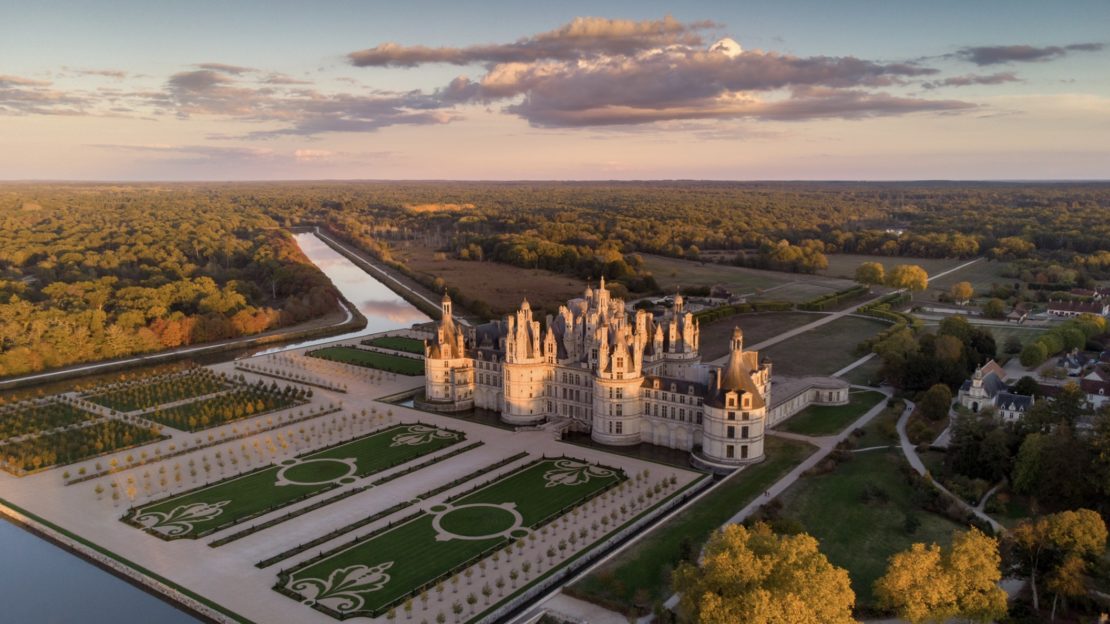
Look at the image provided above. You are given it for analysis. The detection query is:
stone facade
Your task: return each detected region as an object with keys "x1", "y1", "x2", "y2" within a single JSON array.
[{"x1": 422, "y1": 281, "x2": 833, "y2": 469}]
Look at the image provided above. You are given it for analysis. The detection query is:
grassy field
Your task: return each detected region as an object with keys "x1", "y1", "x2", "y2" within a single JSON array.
[
  {"x1": 308, "y1": 346, "x2": 424, "y2": 375},
  {"x1": 395, "y1": 243, "x2": 586, "y2": 316},
  {"x1": 568, "y1": 436, "x2": 815, "y2": 613},
  {"x1": 840, "y1": 356, "x2": 884, "y2": 386},
  {"x1": 282, "y1": 457, "x2": 622, "y2": 617},
  {"x1": 820, "y1": 254, "x2": 964, "y2": 280},
  {"x1": 363, "y1": 336, "x2": 426, "y2": 354},
  {"x1": 126, "y1": 423, "x2": 464, "y2": 539},
  {"x1": 776, "y1": 448, "x2": 963, "y2": 607},
  {"x1": 851, "y1": 400, "x2": 902, "y2": 449},
  {"x1": 699, "y1": 312, "x2": 819, "y2": 361},
  {"x1": 761, "y1": 317, "x2": 888, "y2": 376},
  {"x1": 779, "y1": 390, "x2": 886, "y2": 436},
  {"x1": 926, "y1": 258, "x2": 1013, "y2": 292},
  {"x1": 643, "y1": 254, "x2": 856, "y2": 303},
  {"x1": 84, "y1": 369, "x2": 227, "y2": 412}
]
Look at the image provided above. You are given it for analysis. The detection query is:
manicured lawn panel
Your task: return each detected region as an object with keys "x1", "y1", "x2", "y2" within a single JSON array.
[
  {"x1": 779, "y1": 390, "x2": 886, "y2": 436},
  {"x1": 126, "y1": 423, "x2": 464, "y2": 539},
  {"x1": 568, "y1": 437, "x2": 815, "y2": 611},
  {"x1": 363, "y1": 336, "x2": 426, "y2": 354},
  {"x1": 308, "y1": 346, "x2": 424, "y2": 375},
  {"x1": 776, "y1": 449, "x2": 963, "y2": 607},
  {"x1": 284, "y1": 458, "x2": 622, "y2": 617}
]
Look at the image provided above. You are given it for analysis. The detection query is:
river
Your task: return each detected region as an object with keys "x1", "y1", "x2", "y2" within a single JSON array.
[{"x1": 0, "y1": 231, "x2": 430, "y2": 623}]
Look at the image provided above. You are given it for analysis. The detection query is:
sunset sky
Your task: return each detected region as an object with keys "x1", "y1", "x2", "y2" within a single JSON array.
[{"x1": 2, "y1": 0, "x2": 1108, "y2": 180}]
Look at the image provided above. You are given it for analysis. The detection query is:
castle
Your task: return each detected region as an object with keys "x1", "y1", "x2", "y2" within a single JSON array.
[{"x1": 421, "y1": 279, "x2": 774, "y2": 470}]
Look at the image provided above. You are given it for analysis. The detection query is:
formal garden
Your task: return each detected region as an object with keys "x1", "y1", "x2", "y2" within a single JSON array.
[
  {"x1": 143, "y1": 380, "x2": 308, "y2": 432},
  {"x1": 308, "y1": 346, "x2": 425, "y2": 375},
  {"x1": 124, "y1": 423, "x2": 466, "y2": 539},
  {"x1": 0, "y1": 398, "x2": 100, "y2": 441},
  {"x1": 279, "y1": 457, "x2": 626, "y2": 619},
  {"x1": 83, "y1": 367, "x2": 230, "y2": 413},
  {"x1": 362, "y1": 336, "x2": 426, "y2": 355},
  {"x1": 1, "y1": 419, "x2": 167, "y2": 475}
]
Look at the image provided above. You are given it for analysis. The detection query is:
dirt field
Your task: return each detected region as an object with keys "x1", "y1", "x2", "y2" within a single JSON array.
[
  {"x1": 643, "y1": 254, "x2": 856, "y2": 303},
  {"x1": 394, "y1": 243, "x2": 586, "y2": 316},
  {"x1": 761, "y1": 316, "x2": 888, "y2": 376},
  {"x1": 699, "y1": 312, "x2": 819, "y2": 361}
]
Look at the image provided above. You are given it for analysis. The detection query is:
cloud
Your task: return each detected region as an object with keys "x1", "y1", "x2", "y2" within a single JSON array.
[
  {"x1": 956, "y1": 43, "x2": 1104, "y2": 65},
  {"x1": 196, "y1": 62, "x2": 256, "y2": 75},
  {"x1": 0, "y1": 74, "x2": 95, "y2": 115},
  {"x1": 923, "y1": 72, "x2": 1021, "y2": 89},
  {"x1": 349, "y1": 15, "x2": 717, "y2": 67},
  {"x1": 63, "y1": 67, "x2": 129, "y2": 79}
]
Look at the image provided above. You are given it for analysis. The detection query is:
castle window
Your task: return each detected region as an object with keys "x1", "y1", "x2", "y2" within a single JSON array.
[
  {"x1": 680, "y1": 409, "x2": 686, "y2": 422},
  {"x1": 615, "y1": 388, "x2": 623, "y2": 399},
  {"x1": 615, "y1": 421, "x2": 623, "y2": 434},
  {"x1": 741, "y1": 445, "x2": 749, "y2": 459},
  {"x1": 743, "y1": 397, "x2": 750, "y2": 408},
  {"x1": 741, "y1": 426, "x2": 749, "y2": 439},
  {"x1": 608, "y1": 421, "x2": 613, "y2": 433},
  {"x1": 726, "y1": 445, "x2": 735, "y2": 459},
  {"x1": 696, "y1": 412, "x2": 703, "y2": 424},
  {"x1": 616, "y1": 357, "x2": 624, "y2": 369},
  {"x1": 743, "y1": 411, "x2": 750, "y2": 421},
  {"x1": 728, "y1": 397, "x2": 736, "y2": 407},
  {"x1": 616, "y1": 404, "x2": 623, "y2": 416},
  {"x1": 616, "y1": 372, "x2": 623, "y2": 380},
  {"x1": 727, "y1": 411, "x2": 735, "y2": 421},
  {"x1": 670, "y1": 406, "x2": 676, "y2": 419},
  {"x1": 727, "y1": 426, "x2": 735, "y2": 438}
]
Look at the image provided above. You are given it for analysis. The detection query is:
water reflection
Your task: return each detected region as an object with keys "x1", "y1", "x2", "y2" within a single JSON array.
[
  {"x1": 0, "y1": 519, "x2": 200, "y2": 623},
  {"x1": 252, "y1": 232, "x2": 430, "y2": 355}
]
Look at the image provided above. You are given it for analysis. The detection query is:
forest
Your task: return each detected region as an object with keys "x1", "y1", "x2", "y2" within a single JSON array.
[
  {"x1": 0, "y1": 185, "x2": 339, "y2": 377},
  {"x1": 3, "y1": 181, "x2": 1109, "y2": 375}
]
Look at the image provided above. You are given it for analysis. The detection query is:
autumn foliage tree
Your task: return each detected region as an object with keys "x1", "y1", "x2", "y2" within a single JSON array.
[
  {"x1": 874, "y1": 528, "x2": 1007, "y2": 624},
  {"x1": 949, "y1": 281, "x2": 973, "y2": 304},
  {"x1": 672, "y1": 523, "x2": 856, "y2": 624},
  {"x1": 1010, "y1": 508, "x2": 1107, "y2": 616},
  {"x1": 855, "y1": 261, "x2": 885, "y2": 286},
  {"x1": 887, "y1": 264, "x2": 929, "y2": 291}
]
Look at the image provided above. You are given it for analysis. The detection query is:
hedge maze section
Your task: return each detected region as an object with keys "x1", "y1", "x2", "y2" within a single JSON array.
[{"x1": 124, "y1": 423, "x2": 465, "y2": 539}]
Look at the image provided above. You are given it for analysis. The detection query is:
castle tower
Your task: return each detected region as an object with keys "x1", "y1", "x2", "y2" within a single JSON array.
[{"x1": 698, "y1": 326, "x2": 767, "y2": 467}]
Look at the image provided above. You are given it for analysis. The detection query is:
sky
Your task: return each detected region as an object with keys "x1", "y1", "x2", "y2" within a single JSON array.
[{"x1": 1, "y1": 0, "x2": 1108, "y2": 180}]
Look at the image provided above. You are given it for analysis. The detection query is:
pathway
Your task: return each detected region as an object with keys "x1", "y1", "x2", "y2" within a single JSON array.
[
  {"x1": 895, "y1": 400, "x2": 1003, "y2": 533},
  {"x1": 833, "y1": 352, "x2": 877, "y2": 378},
  {"x1": 710, "y1": 257, "x2": 985, "y2": 364}
]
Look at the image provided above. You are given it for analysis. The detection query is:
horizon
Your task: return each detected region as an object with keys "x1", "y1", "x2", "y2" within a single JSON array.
[{"x1": 2, "y1": 1, "x2": 1108, "y2": 180}]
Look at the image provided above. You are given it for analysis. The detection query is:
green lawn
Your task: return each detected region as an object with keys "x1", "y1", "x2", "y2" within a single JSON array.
[
  {"x1": 851, "y1": 401, "x2": 902, "y2": 449},
  {"x1": 779, "y1": 390, "x2": 886, "y2": 436},
  {"x1": 761, "y1": 317, "x2": 888, "y2": 376},
  {"x1": 126, "y1": 423, "x2": 464, "y2": 539},
  {"x1": 568, "y1": 437, "x2": 816, "y2": 613},
  {"x1": 282, "y1": 457, "x2": 623, "y2": 617},
  {"x1": 777, "y1": 449, "x2": 964, "y2": 607},
  {"x1": 308, "y1": 346, "x2": 425, "y2": 375},
  {"x1": 840, "y1": 356, "x2": 884, "y2": 386},
  {"x1": 363, "y1": 336, "x2": 426, "y2": 355}
]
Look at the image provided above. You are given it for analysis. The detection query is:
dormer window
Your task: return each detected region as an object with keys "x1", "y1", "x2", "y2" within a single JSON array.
[{"x1": 743, "y1": 397, "x2": 750, "y2": 408}]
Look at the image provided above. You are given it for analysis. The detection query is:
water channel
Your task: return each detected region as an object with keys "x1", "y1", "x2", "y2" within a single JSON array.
[{"x1": 0, "y1": 232, "x2": 429, "y2": 623}]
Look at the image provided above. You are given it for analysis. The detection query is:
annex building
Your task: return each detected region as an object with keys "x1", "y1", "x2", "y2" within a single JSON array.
[{"x1": 420, "y1": 280, "x2": 848, "y2": 471}]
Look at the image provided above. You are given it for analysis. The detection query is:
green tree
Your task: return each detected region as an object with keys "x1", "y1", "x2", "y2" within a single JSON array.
[
  {"x1": 672, "y1": 523, "x2": 856, "y2": 624},
  {"x1": 1020, "y1": 341, "x2": 1048, "y2": 367},
  {"x1": 981, "y1": 298, "x2": 1006, "y2": 319},
  {"x1": 919, "y1": 384, "x2": 953, "y2": 422}
]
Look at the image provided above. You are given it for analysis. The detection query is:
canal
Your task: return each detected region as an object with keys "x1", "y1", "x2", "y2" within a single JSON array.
[{"x1": 0, "y1": 231, "x2": 430, "y2": 623}]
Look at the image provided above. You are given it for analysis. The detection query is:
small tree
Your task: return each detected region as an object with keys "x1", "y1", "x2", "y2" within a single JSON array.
[
  {"x1": 887, "y1": 264, "x2": 929, "y2": 292},
  {"x1": 919, "y1": 384, "x2": 953, "y2": 422},
  {"x1": 949, "y1": 281, "x2": 974, "y2": 305},
  {"x1": 856, "y1": 261, "x2": 885, "y2": 286}
]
